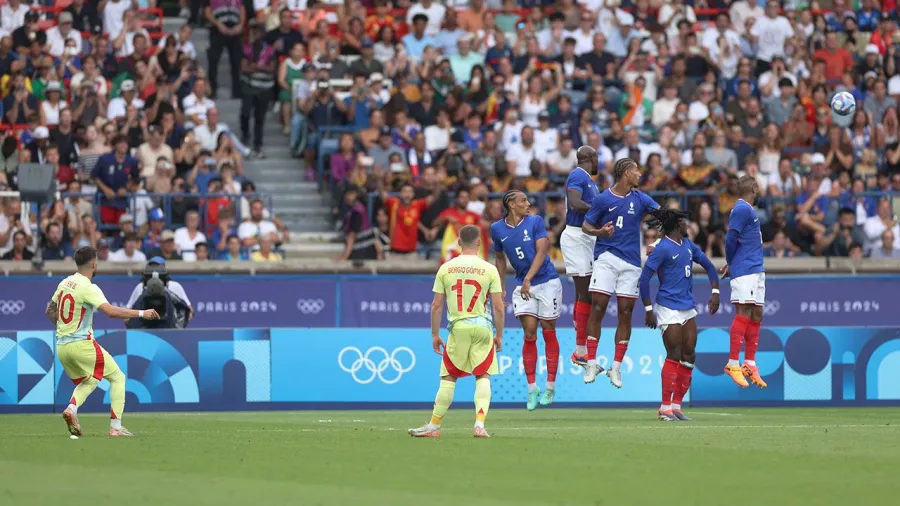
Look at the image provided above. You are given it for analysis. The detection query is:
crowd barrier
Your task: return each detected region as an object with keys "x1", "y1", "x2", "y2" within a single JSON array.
[
  {"x1": 1, "y1": 274, "x2": 898, "y2": 332},
  {"x1": 1, "y1": 326, "x2": 898, "y2": 413}
]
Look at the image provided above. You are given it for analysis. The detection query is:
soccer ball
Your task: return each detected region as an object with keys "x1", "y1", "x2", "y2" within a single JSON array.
[{"x1": 831, "y1": 91, "x2": 856, "y2": 116}]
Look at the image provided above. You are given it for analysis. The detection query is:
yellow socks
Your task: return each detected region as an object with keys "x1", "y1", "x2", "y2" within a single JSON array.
[
  {"x1": 430, "y1": 379, "x2": 455, "y2": 426},
  {"x1": 474, "y1": 377, "x2": 491, "y2": 423}
]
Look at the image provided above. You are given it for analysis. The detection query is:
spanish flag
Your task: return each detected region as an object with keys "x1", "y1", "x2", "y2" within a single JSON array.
[{"x1": 439, "y1": 209, "x2": 488, "y2": 263}]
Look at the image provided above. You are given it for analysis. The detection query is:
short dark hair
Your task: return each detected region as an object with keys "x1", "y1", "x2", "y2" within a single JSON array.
[
  {"x1": 74, "y1": 246, "x2": 97, "y2": 267},
  {"x1": 123, "y1": 232, "x2": 139, "y2": 243},
  {"x1": 737, "y1": 175, "x2": 758, "y2": 195},
  {"x1": 459, "y1": 224, "x2": 480, "y2": 246},
  {"x1": 612, "y1": 158, "x2": 637, "y2": 181}
]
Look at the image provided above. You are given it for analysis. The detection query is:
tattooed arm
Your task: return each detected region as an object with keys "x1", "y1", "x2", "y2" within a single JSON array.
[{"x1": 46, "y1": 299, "x2": 58, "y2": 325}]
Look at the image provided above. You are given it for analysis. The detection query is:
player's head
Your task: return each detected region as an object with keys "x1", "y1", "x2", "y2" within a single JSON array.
[
  {"x1": 576, "y1": 145, "x2": 598, "y2": 174},
  {"x1": 651, "y1": 206, "x2": 689, "y2": 238},
  {"x1": 458, "y1": 224, "x2": 481, "y2": 252},
  {"x1": 73, "y1": 246, "x2": 98, "y2": 278},
  {"x1": 502, "y1": 190, "x2": 529, "y2": 218},
  {"x1": 612, "y1": 157, "x2": 641, "y2": 188},
  {"x1": 737, "y1": 174, "x2": 759, "y2": 203}
]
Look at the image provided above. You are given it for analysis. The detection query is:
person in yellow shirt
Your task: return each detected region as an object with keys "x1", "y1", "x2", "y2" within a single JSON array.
[
  {"x1": 47, "y1": 246, "x2": 159, "y2": 437},
  {"x1": 409, "y1": 225, "x2": 505, "y2": 439},
  {"x1": 250, "y1": 235, "x2": 283, "y2": 262}
]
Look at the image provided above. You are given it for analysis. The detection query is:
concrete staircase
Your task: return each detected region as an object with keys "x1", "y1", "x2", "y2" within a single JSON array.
[{"x1": 189, "y1": 23, "x2": 342, "y2": 257}]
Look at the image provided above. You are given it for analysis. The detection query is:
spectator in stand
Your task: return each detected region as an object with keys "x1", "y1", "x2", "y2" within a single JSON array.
[
  {"x1": 870, "y1": 229, "x2": 900, "y2": 258},
  {"x1": 108, "y1": 232, "x2": 147, "y2": 263},
  {"x1": 68, "y1": 0, "x2": 102, "y2": 35},
  {"x1": 142, "y1": 208, "x2": 165, "y2": 251},
  {"x1": 204, "y1": 0, "x2": 245, "y2": 99},
  {"x1": 40, "y1": 82, "x2": 67, "y2": 127},
  {"x1": 1, "y1": 230, "x2": 32, "y2": 261},
  {"x1": 0, "y1": 0, "x2": 28, "y2": 34},
  {"x1": 110, "y1": 214, "x2": 135, "y2": 250},
  {"x1": 4, "y1": 82, "x2": 37, "y2": 126},
  {"x1": 863, "y1": 199, "x2": 900, "y2": 254},
  {"x1": 107, "y1": 80, "x2": 144, "y2": 121},
  {"x1": 47, "y1": 12, "x2": 83, "y2": 58},
  {"x1": 146, "y1": 230, "x2": 183, "y2": 261},
  {"x1": 403, "y1": 14, "x2": 435, "y2": 61},
  {"x1": 240, "y1": 21, "x2": 276, "y2": 158},
  {"x1": 210, "y1": 208, "x2": 237, "y2": 257},
  {"x1": 239, "y1": 199, "x2": 280, "y2": 250},
  {"x1": 379, "y1": 182, "x2": 429, "y2": 256},
  {"x1": 42, "y1": 221, "x2": 74, "y2": 261},
  {"x1": 137, "y1": 125, "x2": 175, "y2": 180},
  {"x1": 12, "y1": 12, "x2": 44, "y2": 54},
  {"x1": 194, "y1": 242, "x2": 210, "y2": 262},
  {"x1": 250, "y1": 234, "x2": 283, "y2": 262},
  {"x1": 92, "y1": 134, "x2": 139, "y2": 225},
  {"x1": 183, "y1": 78, "x2": 216, "y2": 128},
  {"x1": 337, "y1": 186, "x2": 382, "y2": 261},
  {"x1": 174, "y1": 210, "x2": 207, "y2": 262},
  {"x1": 222, "y1": 234, "x2": 247, "y2": 261},
  {"x1": 194, "y1": 107, "x2": 248, "y2": 157}
]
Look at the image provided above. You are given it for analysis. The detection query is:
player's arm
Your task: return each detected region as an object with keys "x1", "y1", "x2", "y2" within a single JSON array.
[
  {"x1": 692, "y1": 242, "x2": 721, "y2": 315},
  {"x1": 489, "y1": 267, "x2": 505, "y2": 351},
  {"x1": 430, "y1": 269, "x2": 446, "y2": 354},
  {"x1": 88, "y1": 286, "x2": 159, "y2": 320},
  {"x1": 45, "y1": 298, "x2": 59, "y2": 324},
  {"x1": 724, "y1": 207, "x2": 745, "y2": 269},
  {"x1": 639, "y1": 249, "x2": 662, "y2": 329},
  {"x1": 566, "y1": 187, "x2": 590, "y2": 213},
  {"x1": 581, "y1": 200, "x2": 614, "y2": 237},
  {"x1": 493, "y1": 250, "x2": 507, "y2": 299}
]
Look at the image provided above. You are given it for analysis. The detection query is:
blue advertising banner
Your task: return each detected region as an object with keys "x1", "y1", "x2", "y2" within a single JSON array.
[
  {"x1": 1, "y1": 327, "x2": 898, "y2": 413},
  {"x1": 2, "y1": 274, "x2": 895, "y2": 331}
]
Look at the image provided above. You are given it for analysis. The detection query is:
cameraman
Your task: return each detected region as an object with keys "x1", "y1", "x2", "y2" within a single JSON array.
[
  {"x1": 126, "y1": 257, "x2": 193, "y2": 323},
  {"x1": 126, "y1": 271, "x2": 177, "y2": 329}
]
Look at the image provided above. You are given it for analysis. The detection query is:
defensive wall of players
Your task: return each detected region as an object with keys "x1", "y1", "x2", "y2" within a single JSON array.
[{"x1": 1, "y1": 326, "x2": 898, "y2": 413}]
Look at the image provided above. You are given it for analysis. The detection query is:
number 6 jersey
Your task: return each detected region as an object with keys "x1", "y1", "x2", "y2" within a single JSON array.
[
  {"x1": 584, "y1": 189, "x2": 660, "y2": 267},
  {"x1": 53, "y1": 272, "x2": 109, "y2": 344}
]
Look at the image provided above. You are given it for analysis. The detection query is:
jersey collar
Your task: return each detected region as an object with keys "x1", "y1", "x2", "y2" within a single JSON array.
[
  {"x1": 503, "y1": 216, "x2": 525, "y2": 228},
  {"x1": 609, "y1": 188, "x2": 632, "y2": 198},
  {"x1": 664, "y1": 236, "x2": 683, "y2": 247}
]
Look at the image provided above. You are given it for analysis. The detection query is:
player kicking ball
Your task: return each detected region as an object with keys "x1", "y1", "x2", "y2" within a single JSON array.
[
  {"x1": 47, "y1": 246, "x2": 159, "y2": 437},
  {"x1": 491, "y1": 191, "x2": 563, "y2": 410},
  {"x1": 582, "y1": 158, "x2": 660, "y2": 387},
  {"x1": 409, "y1": 225, "x2": 505, "y2": 438},
  {"x1": 639, "y1": 208, "x2": 720, "y2": 421},
  {"x1": 560, "y1": 146, "x2": 601, "y2": 370},
  {"x1": 721, "y1": 176, "x2": 767, "y2": 389}
]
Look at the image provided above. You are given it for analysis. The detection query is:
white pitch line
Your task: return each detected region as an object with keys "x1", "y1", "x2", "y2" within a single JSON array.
[
  {"x1": 8, "y1": 424, "x2": 897, "y2": 437},
  {"x1": 628, "y1": 410, "x2": 738, "y2": 417}
]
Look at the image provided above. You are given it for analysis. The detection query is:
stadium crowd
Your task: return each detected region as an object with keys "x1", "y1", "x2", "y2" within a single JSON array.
[
  {"x1": 0, "y1": 0, "x2": 291, "y2": 264},
  {"x1": 269, "y1": 0, "x2": 900, "y2": 262}
]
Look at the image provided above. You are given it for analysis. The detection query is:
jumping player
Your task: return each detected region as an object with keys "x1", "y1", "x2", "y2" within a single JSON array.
[
  {"x1": 722, "y1": 175, "x2": 767, "y2": 388},
  {"x1": 47, "y1": 246, "x2": 159, "y2": 437},
  {"x1": 491, "y1": 190, "x2": 562, "y2": 410},
  {"x1": 560, "y1": 146, "x2": 600, "y2": 369},
  {"x1": 582, "y1": 158, "x2": 659, "y2": 387},
  {"x1": 639, "y1": 207, "x2": 720, "y2": 421},
  {"x1": 409, "y1": 225, "x2": 505, "y2": 438}
]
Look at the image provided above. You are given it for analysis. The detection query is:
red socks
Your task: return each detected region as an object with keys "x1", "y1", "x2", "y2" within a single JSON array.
[
  {"x1": 586, "y1": 337, "x2": 599, "y2": 360},
  {"x1": 672, "y1": 363, "x2": 693, "y2": 406},
  {"x1": 543, "y1": 329, "x2": 559, "y2": 382},
  {"x1": 614, "y1": 341, "x2": 628, "y2": 363},
  {"x1": 522, "y1": 337, "x2": 538, "y2": 384},
  {"x1": 729, "y1": 315, "x2": 751, "y2": 361},
  {"x1": 661, "y1": 359, "x2": 679, "y2": 406},
  {"x1": 744, "y1": 320, "x2": 761, "y2": 362},
  {"x1": 574, "y1": 301, "x2": 591, "y2": 349}
]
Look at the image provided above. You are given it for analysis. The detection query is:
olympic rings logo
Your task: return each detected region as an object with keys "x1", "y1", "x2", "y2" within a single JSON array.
[
  {"x1": 0, "y1": 300, "x2": 25, "y2": 315},
  {"x1": 296, "y1": 298, "x2": 326, "y2": 314},
  {"x1": 338, "y1": 346, "x2": 416, "y2": 384},
  {"x1": 763, "y1": 301, "x2": 781, "y2": 316}
]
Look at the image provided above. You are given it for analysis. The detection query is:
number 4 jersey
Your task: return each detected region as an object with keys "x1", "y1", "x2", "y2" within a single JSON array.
[
  {"x1": 585, "y1": 189, "x2": 660, "y2": 267},
  {"x1": 53, "y1": 272, "x2": 109, "y2": 344},
  {"x1": 433, "y1": 254, "x2": 503, "y2": 328}
]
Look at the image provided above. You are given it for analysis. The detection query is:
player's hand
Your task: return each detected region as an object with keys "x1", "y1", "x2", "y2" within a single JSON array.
[
  {"x1": 599, "y1": 221, "x2": 615, "y2": 237},
  {"x1": 501, "y1": 290, "x2": 509, "y2": 309},
  {"x1": 493, "y1": 335, "x2": 502, "y2": 352},
  {"x1": 718, "y1": 264, "x2": 730, "y2": 279},
  {"x1": 520, "y1": 279, "x2": 532, "y2": 301},
  {"x1": 644, "y1": 309, "x2": 657, "y2": 330},
  {"x1": 142, "y1": 309, "x2": 160, "y2": 320},
  {"x1": 708, "y1": 292, "x2": 720, "y2": 316},
  {"x1": 432, "y1": 334, "x2": 445, "y2": 355}
]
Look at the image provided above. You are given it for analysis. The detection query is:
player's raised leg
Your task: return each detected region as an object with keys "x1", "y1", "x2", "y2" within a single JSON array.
[
  {"x1": 741, "y1": 302, "x2": 766, "y2": 388},
  {"x1": 584, "y1": 290, "x2": 610, "y2": 383},
  {"x1": 671, "y1": 317, "x2": 699, "y2": 421},
  {"x1": 607, "y1": 295, "x2": 637, "y2": 389},
  {"x1": 571, "y1": 278, "x2": 592, "y2": 368}
]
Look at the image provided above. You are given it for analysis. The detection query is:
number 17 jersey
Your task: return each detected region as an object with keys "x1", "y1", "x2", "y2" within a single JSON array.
[
  {"x1": 53, "y1": 272, "x2": 109, "y2": 344},
  {"x1": 433, "y1": 255, "x2": 503, "y2": 327},
  {"x1": 585, "y1": 189, "x2": 659, "y2": 267}
]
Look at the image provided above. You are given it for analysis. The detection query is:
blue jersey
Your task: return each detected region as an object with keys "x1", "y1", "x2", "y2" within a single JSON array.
[
  {"x1": 564, "y1": 167, "x2": 600, "y2": 227},
  {"x1": 725, "y1": 199, "x2": 764, "y2": 278},
  {"x1": 639, "y1": 237, "x2": 719, "y2": 310},
  {"x1": 490, "y1": 215, "x2": 558, "y2": 286},
  {"x1": 584, "y1": 189, "x2": 659, "y2": 267}
]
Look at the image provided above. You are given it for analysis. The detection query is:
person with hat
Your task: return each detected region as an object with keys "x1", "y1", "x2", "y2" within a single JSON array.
[
  {"x1": 141, "y1": 208, "x2": 166, "y2": 250},
  {"x1": 25, "y1": 126, "x2": 50, "y2": 164},
  {"x1": 349, "y1": 38, "x2": 385, "y2": 76},
  {"x1": 47, "y1": 11, "x2": 83, "y2": 58},
  {"x1": 91, "y1": 133, "x2": 139, "y2": 225},
  {"x1": 146, "y1": 229, "x2": 183, "y2": 262},
  {"x1": 240, "y1": 19, "x2": 276, "y2": 158},
  {"x1": 107, "y1": 79, "x2": 145, "y2": 121},
  {"x1": 125, "y1": 256, "x2": 193, "y2": 316},
  {"x1": 39, "y1": 81, "x2": 67, "y2": 127}
]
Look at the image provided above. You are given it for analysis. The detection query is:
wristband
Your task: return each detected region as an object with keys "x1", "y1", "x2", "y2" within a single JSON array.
[
  {"x1": 644, "y1": 305, "x2": 653, "y2": 312},
  {"x1": 711, "y1": 289, "x2": 720, "y2": 294},
  {"x1": 138, "y1": 310, "x2": 144, "y2": 319}
]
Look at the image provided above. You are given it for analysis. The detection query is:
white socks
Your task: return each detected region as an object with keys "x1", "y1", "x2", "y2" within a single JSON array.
[
  {"x1": 727, "y1": 359, "x2": 740, "y2": 367},
  {"x1": 546, "y1": 381, "x2": 555, "y2": 390},
  {"x1": 66, "y1": 403, "x2": 77, "y2": 414},
  {"x1": 745, "y1": 360, "x2": 756, "y2": 366},
  {"x1": 660, "y1": 404, "x2": 671, "y2": 411},
  {"x1": 527, "y1": 383, "x2": 539, "y2": 392},
  {"x1": 672, "y1": 403, "x2": 681, "y2": 410},
  {"x1": 576, "y1": 345, "x2": 587, "y2": 355},
  {"x1": 110, "y1": 418, "x2": 122, "y2": 430},
  {"x1": 612, "y1": 361, "x2": 621, "y2": 371},
  {"x1": 474, "y1": 421, "x2": 484, "y2": 429}
]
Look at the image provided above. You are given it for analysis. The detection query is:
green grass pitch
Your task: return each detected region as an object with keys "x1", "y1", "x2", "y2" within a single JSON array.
[{"x1": 3, "y1": 408, "x2": 899, "y2": 505}]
